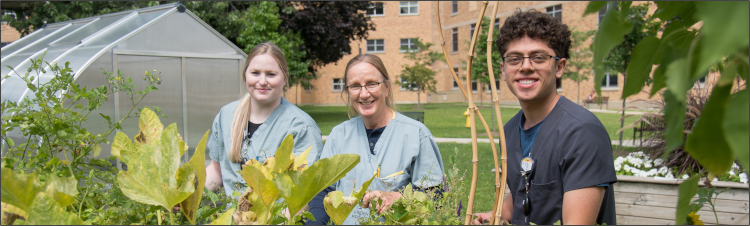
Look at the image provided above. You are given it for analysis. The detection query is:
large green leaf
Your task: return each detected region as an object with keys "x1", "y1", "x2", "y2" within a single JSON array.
[
  {"x1": 685, "y1": 80, "x2": 734, "y2": 176},
  {"x1": 116, "y1": 108, "x2": 196, "y2": 210},
  {"x1": 324, "y1": 174, "x2": 376, "y2": 225},
  {"x1": 273, "y1": 134, "x2": 295, "y2": 174},
  {"x1": 180, "y1": 130, "x2": 210, "y2": 225},
  {"x1": 582, "y1": 1, "x2": 607, "y2": 16},
  {"x1": 696, "y1": 1, "x2": 750, "y2": 80},
  {"x1": 623, "y1": 36, "x2": 661, "y2": 98},
  {"x1": 676, "y1": 175, "x2": 699, "y2": 225},
  {"x1": 111, "y1": 131, "x2": 136, "y2": 164},
  {"x1": 663, "y1": 92, "x2": 686, "y2": 152},
  {"x1": 650, "y1": 65, "x2": 666, "y2": 97},
  {"x1": 592, "y1": 8, "x2": 632, "y2": 94},
  {"x1": 655, "y1": 2, "x2": 698, "y2": 39},
  {"x1": 0, "y1": 168, "x2": 42, "y2": 212},
  {"x1": 723, "y1": 88, "x2": 749, "y2": 173},
  {"x1": 239, "y1": 160, "x2": 279, "y2": 207},
  {"x1": 209, "y1": 208, "x2": 235, "y2": 225},
  {"x1": 23, "y1": 193, "x2": 85, "y2": 225},
  {"x1": 664, "y1": 59, "x2": 690, "y2": 103},
  {"x1": 274, "y1": 153, "x2": 360, "y2": 220},
  {"x1": 44, "y1": 174, "x2": 78, "y2": 208}
]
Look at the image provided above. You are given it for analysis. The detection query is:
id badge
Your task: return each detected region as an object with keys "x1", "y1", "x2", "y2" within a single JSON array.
[{"x1": 521, "y1": 157, "x2": 534, "y2": 172}]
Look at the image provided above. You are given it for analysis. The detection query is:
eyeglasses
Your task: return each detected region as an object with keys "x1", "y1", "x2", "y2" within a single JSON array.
[
  {"x1": 502, "y1": 55, "x2": 561, "y2": 70},
  {"x1": 347, "y1": 81, "x2": 384, "y2": 93}
]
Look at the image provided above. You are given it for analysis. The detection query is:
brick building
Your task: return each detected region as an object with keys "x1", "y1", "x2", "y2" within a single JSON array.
[{"x1": 282, "y1": 1, "x2": 676, "y2": 109}]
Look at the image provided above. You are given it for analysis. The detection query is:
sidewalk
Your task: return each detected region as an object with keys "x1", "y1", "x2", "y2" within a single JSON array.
[{"x1": 322, "y1": 136, "x2": 653, "y2": 147}]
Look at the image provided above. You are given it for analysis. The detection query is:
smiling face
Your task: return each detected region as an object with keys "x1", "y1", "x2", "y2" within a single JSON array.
[
  {"x1": 245, "y1": 54, "x2": 286, "y2": 105},
  {"x1": 501, "y1": 36, "x2": 566, "y2": 104},
  {"x1": 346, "y1": 62, "x2": 390, "y2": 119}
]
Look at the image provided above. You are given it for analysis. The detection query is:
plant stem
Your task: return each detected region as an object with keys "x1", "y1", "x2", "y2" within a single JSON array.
[
  {"x1": 78, "y1": 185, "x2": 91, "y2": 217},
  {"x1": 168, "y1": 208, "x2": 175, "y2": 225}
]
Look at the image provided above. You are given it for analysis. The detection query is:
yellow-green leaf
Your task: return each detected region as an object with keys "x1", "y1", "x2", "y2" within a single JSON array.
[
  {"x1": 1, "y1": 202, "x2": 26, "y2": 225},
  {"x1": 293, "y1": 145, "x2": 312, "y2": 170},
  {"x1": 239, "y1": 160, "x2": 279, "y2": 207},
  {"x1": 111, "y1": 132, "x2": 136, "y2": 164},
  {"x1": 92, "y1": 144, "x2": 101, "y2": 158},
  {"x1": 676, "y1": 175, "x2": 699, "y2": 225},
  {"x1": 275, "y1": 153, "x2": 361, "y2": 220},
  {"x1": 135, "y1": 108, "x2": 163, "y2": 146},
  {"x1": 324, "y1": 174, "x2": 375, "y2": 225},
  {"x1": 273, "y1": 134, "x2": 295, "y2": 174},
  {"x1": 24, "y1": 193, "x2": 86, "y2": 225},
  {"x1": 583, "y1": 1, "x2": 607, "y2": 16},
  {"x1": 209, "y1": 208, "x2": 235, "y2": 225},
  {"x1": 44, "y1": 174, "x2": 79, "y2": 208},
  {"x1": 0, "y1": 168, "x2": 42, "y2": 212},
  {"x1": 180, "y1": 130, "x2": 209, "y2": 225}
]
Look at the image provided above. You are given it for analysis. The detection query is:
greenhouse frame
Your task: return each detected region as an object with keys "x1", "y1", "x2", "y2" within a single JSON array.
[{"x1": 1, "y1": 3, "x2": 248, "y2": 166}]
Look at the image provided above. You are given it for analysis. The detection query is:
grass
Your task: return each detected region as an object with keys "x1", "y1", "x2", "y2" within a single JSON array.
[
  {"x1": 299, "y1": 103, "x2": 639, "y2": 141},
  {"x1": 437, "y1": 143, "x2": 642, "y2": 213}
]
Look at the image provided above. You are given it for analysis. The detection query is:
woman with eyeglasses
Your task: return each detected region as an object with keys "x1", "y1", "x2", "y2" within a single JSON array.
[
  {"x1": 305, "y1": 54, "x2": 444, "y2": 225},
  {"x1": 204, "y1": 42, "x2": 323, "y2": 199}
]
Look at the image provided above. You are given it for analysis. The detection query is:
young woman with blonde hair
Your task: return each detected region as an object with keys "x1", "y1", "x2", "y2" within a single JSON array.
[{"x1": 204, "y1": 42, "x2": 323, "y2": 197}]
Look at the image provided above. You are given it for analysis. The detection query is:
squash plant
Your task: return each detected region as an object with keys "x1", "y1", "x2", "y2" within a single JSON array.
[{"x1": 586, "y1": 1, "x2": 748, "y2": 224}]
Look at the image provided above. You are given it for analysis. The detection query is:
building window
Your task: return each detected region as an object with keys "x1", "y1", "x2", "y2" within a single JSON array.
[
  {"x1": 399, "y1": 1, "x2": 418, "y2": 15},
  {"x1": 368, "y1": 2, "x2": 384, "y2": 16},
  {"x1": 472, "y1": 80, "x2": 478, "y2": 92},
  {"x1": 470, "y1": 23, "x2": 476, "y2": 40},
  {"x1": 332, "y1": 78, "x2": 344, "y2": 92},
  {"x1": 486, "y1": 79, "x2": 501, "y2": 93},
  {"x1": 601, "y1": 72, "x2": 618, "y2": 89},
  {"x1": 400, "y1": 77, "x2": 417, "y2": 91},
  {"x1": 494, "y1": 21, "x2": 500, "y2": 30},
  {"x1": 366, "y1": 39, "x2": 385, "y2": 53},
  {"x1": 452, "y1": 28, "x2": 458, "y2": 52},
  {"x1": 451, "y1": 1, "x2": 458, "y2": 14},
  {"x1": 400, "y1": 38, "x2": 419, "y2": 52},
  {"x1": 598, "y1": 2, "x2": 617, "y2": 24},
  {"x1": 546, "y1": 4, "x2": 562, "y2": 21},
  {"x1": 304, "y1": 79, "x2": 312, "y2": 92},
  {"x1": 452, "y1": 68, "x2": 460, "y2": 89}
]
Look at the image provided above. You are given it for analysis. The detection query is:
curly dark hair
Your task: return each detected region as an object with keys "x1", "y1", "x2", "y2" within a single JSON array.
[{"x1": 495, "y1": 9, "x2": 571, "y2": 59}]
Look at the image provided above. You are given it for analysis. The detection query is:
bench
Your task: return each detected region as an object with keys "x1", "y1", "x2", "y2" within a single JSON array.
[
  {"x1": 400, "y1": 111, "x2": 425, "y2": 123},
  {"x1": 633, "y1": 120, "x2": 658, "y2": 146},
  {"x1": 584, "y1": 96, "x2": 609, "y2": 109}
]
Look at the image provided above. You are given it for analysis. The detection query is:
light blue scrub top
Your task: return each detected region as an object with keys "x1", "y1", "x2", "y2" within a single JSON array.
[
  {"x1": 320, "y1": 112, "x2": 445, "y2": 225},
  {"x1": 207, "y1": 97, "x2": 323, "y2": 198}
]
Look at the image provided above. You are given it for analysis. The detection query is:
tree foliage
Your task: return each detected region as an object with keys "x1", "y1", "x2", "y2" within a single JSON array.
[
  {"x1": 469, "y1": 17, "x2": 503, "y2": 87},
  {"x1": 395, "y1": 39, "x2": 442, "y2": 108},
  {"x1": 562, "y1": 29, "x2": 595, "y2": 104}
]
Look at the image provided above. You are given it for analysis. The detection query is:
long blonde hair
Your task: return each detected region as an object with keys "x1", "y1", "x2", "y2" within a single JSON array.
[
  {"x1": 230, "y1": 42, "x2": 290, "y2": 163},
  {"x1": 341, "y1": 54, "x2": 396, "y2": 118}
]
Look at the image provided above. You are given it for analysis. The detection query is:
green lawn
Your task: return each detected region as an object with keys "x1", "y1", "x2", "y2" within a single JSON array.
[{"x1": 299, "y1": 103, "x2": 639, "y2": 141}]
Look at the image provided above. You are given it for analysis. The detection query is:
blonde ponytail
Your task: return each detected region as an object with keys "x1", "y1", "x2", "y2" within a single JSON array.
[{"x1": 229, "y1": 93, "x2": 251, "y2": 163}]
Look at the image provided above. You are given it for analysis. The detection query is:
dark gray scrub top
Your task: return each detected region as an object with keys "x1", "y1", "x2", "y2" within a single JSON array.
[{"x1": 503, "y1": 96, "x2": 617, "y2": 225}]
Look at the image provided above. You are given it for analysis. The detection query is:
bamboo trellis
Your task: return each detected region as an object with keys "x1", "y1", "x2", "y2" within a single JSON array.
[{"x1": 435, "y1": 1, "x2": 508, "y2": 225}]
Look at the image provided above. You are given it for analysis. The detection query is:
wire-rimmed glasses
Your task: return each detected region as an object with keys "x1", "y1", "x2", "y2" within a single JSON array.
[
  {"x1": 502, "y1": 55, "x2": 561, "y2": 70},
  {"x1": 347, "y1": 81, "x2": 384, "y2": 94}
]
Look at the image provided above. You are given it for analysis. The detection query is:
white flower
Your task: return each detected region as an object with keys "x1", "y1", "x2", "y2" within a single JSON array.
[
  {"x1": 712, "y1": 177, "x2": 718, "y2": 182},
  {"x1": 665, "y1": 172, "x2": 674, "y2": 179},
  {"x1": 732, "y1": 163, "x2": 740, "y2": 170},
  {"x1": 658, "y1": 166, "x2": 669, "y2": 175},
  {"x1": 624, "y1": 165, "x2": 633, "y2": 173},
  {"x1": 614, "y1": 163, "x2": 622, "y2": 171},
  {"x1": 729, "y1": 170, "x2": 736, "y2": 176},
  {"x1": 740, "y1": 173, "x2": 748, "y2": 184},
  {"x1": 647, "y1": 168, "x2": 658, "y2": 177},
  {"x1": 644, "y1": 160, "x2": 653, "y2": 169},
  {"x1": 682, "y1": 174, "x2": 690, "y2": 179}
]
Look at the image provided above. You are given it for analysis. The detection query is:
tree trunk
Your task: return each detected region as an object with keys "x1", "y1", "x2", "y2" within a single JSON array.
[
  {"x1": 417, "y1": 90, "x2": 421, "y2": 109},
  {"x1": 619, "y1": 96, "x2": 626, "y2": 151}
]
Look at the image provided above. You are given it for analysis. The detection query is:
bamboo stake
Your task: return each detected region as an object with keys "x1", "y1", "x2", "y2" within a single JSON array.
[
  {"x1": 463, "y1": 2, "x2": 490, "y2": 224},
  {"x1": 435, "y1": 2, "x2": 502, "y2": 224},
  {"x1": 484, "y1": 2, "x2": 509, "y2": 225}
]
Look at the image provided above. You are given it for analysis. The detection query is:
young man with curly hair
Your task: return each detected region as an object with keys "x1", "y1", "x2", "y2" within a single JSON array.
[{"x1": 473, "y1": 9, "x2": 617, "y2": 225}]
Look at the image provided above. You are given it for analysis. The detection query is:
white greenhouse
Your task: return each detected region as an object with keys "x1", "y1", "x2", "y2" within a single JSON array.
[{"x1": 1, "y1": 3, "x2": 247, "y2": 165}]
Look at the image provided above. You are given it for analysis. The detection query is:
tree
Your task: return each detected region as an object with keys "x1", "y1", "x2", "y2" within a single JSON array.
[
  {"x1": 276, "y1": 1, "x2": 376, "y2": 82},
  {"x1": 599, "y1": 2, "x2": 660, "y2": 150},
  {"x1": 562, "y1": 29, "x2": 595, "y2": 105},
  {"x1": 470, "y1": 17, "x2": 503, "y2": 107},
  {"x1": 1, "y1": 1, "x2": 377, "y2": 88},
  {"x1": 395, "y1": 39, "x2": 441, "y2": 109}
]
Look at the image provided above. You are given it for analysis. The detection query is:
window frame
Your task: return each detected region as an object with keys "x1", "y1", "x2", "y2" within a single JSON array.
[
  {"x1": 368, "y1": 2, "x2": 385, "y2": 17},
  {"x1": 601, "y1": 72, "x2": 619, "y2": 90},
  {"x1": 399, "y1": 1, "x2": 419, "y2": 15},
  {"x1": 451, "y1": 1, "x2": 458, "y2": 14},
  {"x1": 546, "y1": 4, "x2": 562, "y2": 21},
  {"x1": 470, "y1": 23, "x2": 476, "y2": 41},
  {"x1": 400, "y1": 77, "x2": 418, "y2": 91},
  {"x1": 471, "y1": 79, "x2": 478, "y2": 93},
  {"x1": 598, "y1": 2, "x2": 617, "y2": 25},
  {"x1": 400, "y1": 38, "x2": 419, "y2": 53},
  {"x1": 486, "y1": 79, "x2": 501, "y2": 93},
  {"x1": 452, "y1": 28, "x2": 459, "y2": 53},
  {"x1": 366, "y1": 39, "x2": 386, "y2": 53},
  {"x1": 452, "y1": 68, "x2": 460, "y2": 90},
  {"x1": 332, "y1": 78, "x2": 344, "y2": 92}
]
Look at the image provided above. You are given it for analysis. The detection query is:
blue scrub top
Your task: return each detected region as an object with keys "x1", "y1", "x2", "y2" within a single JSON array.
[
  {"x1": 207, "y1": 97, "x2": 323, "y2": 198},
  {"x1": 320, "y1": 111, "x2": 444, "y2": 225}
]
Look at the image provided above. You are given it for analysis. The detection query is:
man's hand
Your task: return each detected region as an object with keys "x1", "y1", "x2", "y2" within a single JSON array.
[
  {"x1": 361, "y1": 190, "x2": 403, "y2": 214},
  {"x1": 471, "y1": 212, "x2": 493, "y2": 225},
  {"x1": 562, "y1": 186, "x2": 605, "y2": 225}
]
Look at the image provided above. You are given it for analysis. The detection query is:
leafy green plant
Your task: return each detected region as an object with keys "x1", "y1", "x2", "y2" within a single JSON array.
[
  {"x1": 395, "y1": 38, "x2": 442, "y2": 109},
  {"x1": 324, "y1": 174, "x2": 376, "y2": 225},
  {"x1": 1, "y1": 164, "x2": 83, "y2": 224},
  {"x1": 586, "y1": 1, "x2": 749, "y2": 224}
]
